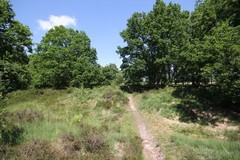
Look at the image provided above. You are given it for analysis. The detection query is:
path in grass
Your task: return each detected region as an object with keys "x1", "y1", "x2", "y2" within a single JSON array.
[{"x1": 128, "y1": 96, "x2": 164, "y2": 160}]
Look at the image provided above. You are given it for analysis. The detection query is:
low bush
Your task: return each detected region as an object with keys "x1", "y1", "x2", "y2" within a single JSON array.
[
  {"x1": 0, "y1": 120, "x2": 24, "y2": 145},
  {"x1": 95, "y1": 100, "x2": 113, "y2": 110},
  {"x1": 83, "y1": 133, "x2": 108, "y2": 153},
  {"x1": 60, "y1": 132, "x2": 81, "y2": 152},
  {"x1": 20, "y1": 139, "x2": 56, "y2": 159},
  {"x1": 15, "y1": 109, "x2": 43, "y2": 123}
]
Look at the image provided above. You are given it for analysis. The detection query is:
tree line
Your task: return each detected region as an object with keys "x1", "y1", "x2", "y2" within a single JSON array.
[
  {"x1": 117, "y1": 0, "x2": 240, "y2": 104},
  {"x1": 1, "y1": 0, "x2": 240, "y2": 104},
  {"x1": 0, "y1": 0, "x2": 119, "y2": 98}
]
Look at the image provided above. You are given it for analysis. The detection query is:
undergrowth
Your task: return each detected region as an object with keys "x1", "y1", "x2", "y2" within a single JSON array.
[{"x1": 0, "y1": 86, "x2": 143, "y2": 159}]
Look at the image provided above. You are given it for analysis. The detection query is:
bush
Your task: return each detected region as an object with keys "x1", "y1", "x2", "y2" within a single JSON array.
[
  {"x1": 0, "y1": 109, "x2": 24, "y2": 145},
  {"x1": 0, "y1": 122, "x2": 24, "y2": 145},
  {"x1": 95, "y1": 100, "x2": 113, "y2": 109},
  {"x1": 20, "y1": 139, "x2": 56, "y2": 159},
  {"x1": 60, "y1": 132, "x2": 81, "y2": 153},
  {"x1": 0, "y1": 144, "x2": 19, "y2": 159},
  {"x1": 15, "y1": 109, "x2": 43, "y2": 123},
  {"x1": 83, "y1": 133, "x2": 108, "y2": 153}
]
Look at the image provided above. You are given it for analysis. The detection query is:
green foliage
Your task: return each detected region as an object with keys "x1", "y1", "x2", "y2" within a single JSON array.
[
  {"x1": 204, "y1": 23, "x2": 240, "y2": 103},
  {"x1": 119, "y1": 0, "x2": 240, "y2": 104},
  {"x1": 0, "y1": 110, "x2": 24, "y2": 145},
  {"x1": 117, "y1": 0, "x2": 190, "y2": 88},
  {"x1": 0, "y1": 0, "x2": 32, "y2": 95},
  {"x1": 0, "y1": 123, "x2": 24, "y2": 145},
  {"x1": 70, "y1": 57, "x2": 104, "y2": 88},
  {"x1": 29, "y1": 25, "x2": 102, "y2": 89},
  {"x1": 102, "y1": 64, "x2": 119, "y2": 85}
]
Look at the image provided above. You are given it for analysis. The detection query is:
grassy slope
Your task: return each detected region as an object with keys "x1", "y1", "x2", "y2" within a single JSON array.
[
  {"x1": 135, "y1": 87, "x2": 240, "y2": 160},
  {"x1": 1, "y1": 86, "x2": 143, "y2": 160}
]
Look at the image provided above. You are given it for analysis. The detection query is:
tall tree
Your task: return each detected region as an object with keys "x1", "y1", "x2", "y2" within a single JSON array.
[
  {"x1": 30, "y1": 25, "x2": 101, "y2": 88},
  {"x1": 117, "y1": 0, "x2": 189, "y2": 88},
  {"x1": 204, "y1": 23, "x2": 240, "y2": 103},
  {"x1": 0, "y1": 0, "x2": 32, "y2": 95}
]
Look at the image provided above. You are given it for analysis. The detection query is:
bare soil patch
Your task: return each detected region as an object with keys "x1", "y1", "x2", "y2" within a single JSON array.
[{"x1": 128, "y1": 96, "x2": 164, "y2": 160}]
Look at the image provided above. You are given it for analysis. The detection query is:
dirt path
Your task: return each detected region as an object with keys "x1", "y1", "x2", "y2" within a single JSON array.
[{"x1": 128, "y1": 96, "x2": 164, "y2": 160}]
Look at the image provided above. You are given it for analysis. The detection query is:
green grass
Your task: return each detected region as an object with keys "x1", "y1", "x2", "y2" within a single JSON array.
[
  {"x1": 1, "y1": 86, "x2": 143, "y2": 159},
  {"x1": 171, "y1": 134, "x2": 240, "y2": 160},
  {"x1": 138, "y1": 87, "x2": 180, "y2": 119},
  {"x1": 135, "y1": 87, "x2": 240, "y2": 160},
  {"x1": 22, "y1": 122, "x2": 81, "y2": 142}
]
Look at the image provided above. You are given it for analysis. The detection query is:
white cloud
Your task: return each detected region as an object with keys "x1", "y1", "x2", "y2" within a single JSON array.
[{"x1": 38, "y1": 15, "x2": 77, "y2": 30}]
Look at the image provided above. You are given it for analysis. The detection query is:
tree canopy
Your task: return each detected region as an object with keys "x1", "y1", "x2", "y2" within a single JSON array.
[
  {"x1": 117, "y1": 0, "x2": 189, "y2": 88},
  {"x1": 0, "y1": 0, "x2": 32, "y2": 96},
  {"x1": 29, "y1": 25, "x2": 103, "y2": 89},
  {"x1": 118, "y1": 0, "x2": 240, "y2": 104}
]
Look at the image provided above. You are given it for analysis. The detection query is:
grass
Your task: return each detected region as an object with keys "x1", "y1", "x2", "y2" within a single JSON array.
[
  {"x1": 135, "y1": 87, "x2": 240, "y2": 160},
  {"x1": 138, "y1": 87, "x2": 180, "y2": 119},
  {"x1": 1, "y1": 86, "x2": 143, "y2": 159},
  {"x1": 171, "y1": 134, "x2": 240, "y2": 160}
]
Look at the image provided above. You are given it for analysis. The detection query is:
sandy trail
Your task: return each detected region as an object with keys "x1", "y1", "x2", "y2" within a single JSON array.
[{"x1": 128, "y1": 96, "x2": 164, "y2": 160}]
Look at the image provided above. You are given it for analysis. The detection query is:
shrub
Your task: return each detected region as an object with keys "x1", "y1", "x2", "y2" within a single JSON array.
[
  {"x1": 0, "y1": 111, "x2": 23, "y2": 145},
  {"x1": 95, "y1": 100, "x2": 113, "y2": 110},
  {"x1": 20, "y1": 139, "x2": 56, "y2": 159},
  {"x1": 0, "y1": 123, "x2": 24, "y2": 145},
  {"x1": 15, "y1": 109, "x2": 43, "y2": 123},
  {"x1": 0, "y1": 145, "x2": 19, "y2": 159},
  {"x1": 102, "y1": 91, "x2": 128, "y2": 105},
  {"x1": 60, "y1": 132, "x2": 81, "y2": 152},
  {"x1": 83, "y1": 133, "x2": 108, "y2": 153}
]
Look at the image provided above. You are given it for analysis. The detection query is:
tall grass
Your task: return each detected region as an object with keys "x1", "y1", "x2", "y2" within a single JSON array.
[
  {"x1": 171, "y1": 134, "x2": 240, "y2": 160},
  {"x1": 136, "y1": 87, "x2": 240, "y2": 160},
  {"x1": 1, "y1": 86, "x2": 143, "y2": 159},
  {"x1": 139, "y1": 87, "x2": 180, "y2": 119}
]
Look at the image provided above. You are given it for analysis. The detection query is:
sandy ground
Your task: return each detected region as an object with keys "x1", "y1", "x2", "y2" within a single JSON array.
[{"x1": 128, "y1": 96, "x2": 164, "y2": 160}]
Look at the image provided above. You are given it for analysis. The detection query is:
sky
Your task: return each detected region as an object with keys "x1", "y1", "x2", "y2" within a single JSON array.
[{"x1": 11, "y1": 0, "x2": 195, "y2": 67}]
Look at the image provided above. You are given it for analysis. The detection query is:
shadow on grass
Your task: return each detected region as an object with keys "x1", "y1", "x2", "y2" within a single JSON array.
[{"x1": 172, "y1": 86, "x2": 240, "y2": 125}]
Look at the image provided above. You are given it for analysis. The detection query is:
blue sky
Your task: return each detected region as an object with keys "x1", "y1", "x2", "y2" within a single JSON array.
[{"x1": 11, "y1": 0, "x2": 195, "y2": 67}]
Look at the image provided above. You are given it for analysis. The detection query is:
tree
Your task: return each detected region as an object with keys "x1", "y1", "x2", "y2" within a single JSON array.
[
  {"x1": 213, "y1": 0, "x2": 240, "y2": 27},
  {"x1": 117, "y1": 0, "x2": 189, "y2": 88},
  {"x1": 70, "y1": 57, "x2": 104, "y2": 88},
  {"x1": 29, "y1": 25, "x2": 101, "y2": 89},
  {"x1": 204, "y1": 23, "x2": 240, "y2": 103},
  {"x1": 0, "y1": 0, "x2": 32, "y2": 95},
  {"x1": 101, "y1": 64, "x2": 119, "y2": 85}
]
